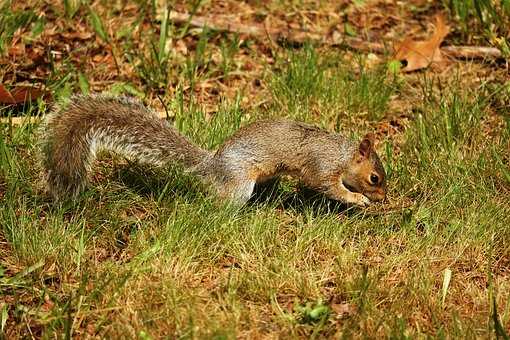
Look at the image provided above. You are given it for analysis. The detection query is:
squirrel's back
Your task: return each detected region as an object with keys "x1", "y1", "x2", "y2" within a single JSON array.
[
  {"x1": 215, "y1": 119, "x2": 357, "y2": 178},
  {"x1": 39, "y1": 94, "x2": 209, "y2": 200}
]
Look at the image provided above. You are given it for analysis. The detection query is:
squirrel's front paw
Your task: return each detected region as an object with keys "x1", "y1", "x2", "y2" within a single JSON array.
[{"x1": 351, "y1": 193, "x2": 371, "y2": 207}]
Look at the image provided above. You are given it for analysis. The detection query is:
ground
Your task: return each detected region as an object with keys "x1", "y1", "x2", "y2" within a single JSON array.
[{"x1": 1, "y1": 0, "x2": 510, "y2": 338}]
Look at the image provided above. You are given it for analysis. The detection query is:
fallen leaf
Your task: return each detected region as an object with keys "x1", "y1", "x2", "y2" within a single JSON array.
[
  {"x1": 330, "y1": 302, "x2": 357, "y2": 318},
  {"x1": 0, "y1": 85, "x2": 46, "y2": 105},
  {"x1": 8, "y1": 43, "x2": 25, "y2": 56},
  {"x1": 0, "y1": 84, "x2": 16, "y2": 104},
  {"x1": 40, "y1": 293, "x2": 55, "y2": 312},
  {"x1": 11, "y1": 87, "x2": 44, "y2": 103},
  {"x1": 393, "y1": 15, "x2": 449, "y2": 72},
  {"x1": 175, "y1": 39, "x2": 188, "y2": 55}
]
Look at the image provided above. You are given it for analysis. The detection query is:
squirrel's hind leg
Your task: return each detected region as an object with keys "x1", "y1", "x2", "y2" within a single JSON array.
[{"x1": 217, "y1": 177, "x2": 256, "y2": 205}]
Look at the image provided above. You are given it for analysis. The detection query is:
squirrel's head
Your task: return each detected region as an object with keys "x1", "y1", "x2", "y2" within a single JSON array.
[{"x1": 342, "y1": 133, "x2": 387, "y2": 203}]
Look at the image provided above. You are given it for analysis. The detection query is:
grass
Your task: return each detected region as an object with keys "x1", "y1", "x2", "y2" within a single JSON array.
[
  {"x1": 445, "y1": 0, "x2": 510, "y2": 54},
  {"x1": 1, "y1": 0, "x2": 510, "y2": 338},
  {"x1": 271, "y1": 45, "x2": 395, "y2": 122}
]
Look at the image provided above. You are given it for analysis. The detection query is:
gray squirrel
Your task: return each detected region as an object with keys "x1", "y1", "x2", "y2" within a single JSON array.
[{"x1": 39, "y1": 94, "x2": 386, "y2": 205}]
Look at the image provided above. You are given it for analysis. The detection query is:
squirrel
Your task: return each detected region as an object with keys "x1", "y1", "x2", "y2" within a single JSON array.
[{"x1": 39, "y1": 94, "x2": 387, "y2": 206}]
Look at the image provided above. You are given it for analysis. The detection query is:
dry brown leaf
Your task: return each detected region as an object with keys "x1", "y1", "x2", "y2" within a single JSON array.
[
  {"x1": 11, "y1": 87, "x2": 45, "y2": 103},
  {"x1": 331, "y1": 302, "x2": 357, "y2": 318},
  {"x1": 175, "y1": 39, "x2": 188, "y2": 55},
  {"x1": 0, "y1": 84, "x2": 16, "y2": 104},
  {"x1": 393, "y1": 15, "x2": 449, "y2": 72},
  {"x1": 0, "y1": 85, "x2": 46, "y2": 105},
  {"x1": 40, "y1": 293, "x2": 55, "y2": 312},
  {"x1": 8, "y1": 43, "x2": 25, "y2": 56}
]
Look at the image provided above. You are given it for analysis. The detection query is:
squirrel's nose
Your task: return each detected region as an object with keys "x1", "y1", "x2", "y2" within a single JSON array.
[{"x1": 372, "y1": 188, "x2": 386, "y2": 202}]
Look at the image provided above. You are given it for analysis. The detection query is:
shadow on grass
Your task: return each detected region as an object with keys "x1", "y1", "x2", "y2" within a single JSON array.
[
  {"x1": 112, "y1": 163, "x2": 206, "y2": 202},
  {"x1": 115, "y1": 164, "x2": 363, "y2": 216},
  {"x1": 40, "y1": 163, "x2": 367, "y2": 218},
  {"x1": 116, "y1": 164, "x2": 369, "y2": 217},
  {"x1": 249, "y1": 178, "x2": 362, "y2": 217}
]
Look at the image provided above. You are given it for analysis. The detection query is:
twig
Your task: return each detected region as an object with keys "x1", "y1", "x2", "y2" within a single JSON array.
[
  {"x1": 168, "y1": 11, "x2": 503, "y2": 60},
  {"x1": 169, "y1": 12, "x2": 269, "y2": 37},
  {"x1": 442, "y1": 45, "x2": 503, "y2": 59},
  {"x1": 1, "y1": 111, "x2": 170, "y2": 125},
  {"x1": 329, "y1": 36, "x2": 388, "y2": 54},
  {"x1": 155, "y1": 94, "x2": 170, "y2": 120}
]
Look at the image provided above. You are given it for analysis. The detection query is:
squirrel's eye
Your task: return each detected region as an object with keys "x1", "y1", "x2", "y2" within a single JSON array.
[{"x1": 369, "y1": 174, "x2": 379, "y2": 185}]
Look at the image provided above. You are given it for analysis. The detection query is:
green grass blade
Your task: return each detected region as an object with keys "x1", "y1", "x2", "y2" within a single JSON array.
[{"x1": 88, "y1": 8, "x2": 108, "y2": 42}]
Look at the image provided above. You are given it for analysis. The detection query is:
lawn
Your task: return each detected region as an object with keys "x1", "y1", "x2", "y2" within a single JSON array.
[{"x1": 1, "y1": 0, "x2": 510, "y2": 338}]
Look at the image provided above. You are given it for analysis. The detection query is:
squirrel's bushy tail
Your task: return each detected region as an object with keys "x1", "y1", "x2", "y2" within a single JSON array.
[{"x1": 39, "y1": 95, "x2": 211, "y2": 200}]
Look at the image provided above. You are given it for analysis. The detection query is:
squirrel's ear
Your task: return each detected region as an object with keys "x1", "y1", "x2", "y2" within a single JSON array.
[{"x1": 359, "y1": 133, "x2": 375, "y2": 158}]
